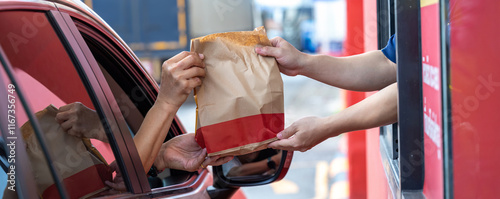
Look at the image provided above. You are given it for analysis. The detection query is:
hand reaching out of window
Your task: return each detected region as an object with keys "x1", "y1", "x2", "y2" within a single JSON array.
[{"x1": 154, "y1": 133, "x2": 233, "y2": 172}]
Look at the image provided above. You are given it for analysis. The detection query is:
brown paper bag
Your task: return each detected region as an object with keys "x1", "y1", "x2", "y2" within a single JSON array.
[
  {"x1": 191, "y1": 27, "x2": 284, "y2": 157},
  {"x1": 21, "y1": 105, "x2": 112, "y2": 198}
]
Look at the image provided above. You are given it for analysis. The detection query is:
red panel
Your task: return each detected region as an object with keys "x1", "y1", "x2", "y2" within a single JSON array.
[
  {"x1": 362, "y1": 0, "x2": 388, "y2": 198},
  {"x1": 195, "y1": 113, "x2": 283, "y2": 155},
  {"x1": 363, "y1": 0, "x2": 378, "y2": 51},
  {"x1": 232, "y1": 189, "x2": 247, "y2": 199},
  {"x1": 450, "y1": 0, "x2": 500, "y2": 198},
  {"x1": 42, "y1": 164, "x2": 112, "y2": 199},
  {"x1": 366, "y1": 128, "x2": 389, "y2": 199},
  {"x1": 421, "y1": 3, "x2": 443, "y2": 199},
  {"x1": 344, "y1": 0, "x2": 367, "y2": 198},
  {"x1": 343, "y1": 0, "x2": 365, "y2": 56}
]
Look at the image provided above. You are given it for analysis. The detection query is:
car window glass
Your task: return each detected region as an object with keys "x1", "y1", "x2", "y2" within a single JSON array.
[
  {"x1": 77, "y1": 29, "x2": 194, "y2": 189},
  {"x1": 0, "y1": 11, "x2": 127, "y2": 197},
  {"x1": 0, "y1": 58, "x2": 41, "y2": 198}
]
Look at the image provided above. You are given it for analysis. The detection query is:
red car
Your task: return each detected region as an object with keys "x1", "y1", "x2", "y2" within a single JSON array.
[{"x1": 0, "y1": 0, "x2": 292, "y2": 198}]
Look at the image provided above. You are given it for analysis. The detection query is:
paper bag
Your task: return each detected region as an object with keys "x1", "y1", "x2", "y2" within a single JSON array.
[
  {"x1": 191, "y1": 27, "x2": 284, "y2": 157},
  {"x1": 21, "y1": 105, "x2": 112, "y2": 199}
]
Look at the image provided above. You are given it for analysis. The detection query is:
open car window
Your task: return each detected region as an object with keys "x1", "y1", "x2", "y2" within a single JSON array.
[
  {"x1": 72, "y1": 18, "x2": 195, "y2": 190},
  {"x1": 0, "y1": 10, "x2": 128, "y2": 197}
]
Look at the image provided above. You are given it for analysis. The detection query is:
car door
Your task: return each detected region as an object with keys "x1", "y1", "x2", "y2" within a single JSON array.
[
  {"x1": 0, "y1": 3, "x2": 141, "y2": 198},
  {"x1": 53, "y1": 3, "x2": 213, "y2": 198},
  {"x1": 53, "y1": 2, "x2": 294, "y2": 198},
  {"x1": 0, "y1": 1, "x2": 293, "y2": 198}
]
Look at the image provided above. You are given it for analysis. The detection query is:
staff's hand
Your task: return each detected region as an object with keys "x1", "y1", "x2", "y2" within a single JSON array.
[
  {"x1": 268, "y1": 116, "x2": 331, "y2": 152},
  {"x1": 154, "y1": 133, "x2": 233, "y2": 172},
  {"x1": 55, "y1": 102, "x2": 108, "y2": 142},
  {"x1": 255, "y1": 37, "x2": 308, "y2": 76},
  {"x1": 157, "y1": 51, "x2": 206, "y2": 110}
]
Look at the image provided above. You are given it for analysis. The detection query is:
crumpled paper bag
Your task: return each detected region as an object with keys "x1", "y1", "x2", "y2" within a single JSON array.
[
  {"x1": 21, "y1": 104, "x2": 112, "y2": 198},
  {"x1": 191, "y1": 27, "x2": 284, "y2": 157}
]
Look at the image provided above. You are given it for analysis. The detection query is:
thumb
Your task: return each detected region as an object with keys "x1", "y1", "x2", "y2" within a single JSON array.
[
  {"x1": 268, "y1": 138, "x2": 295, "y2": 150},
  {"x1": 255, "y1": 46, "x2": 280, "y2": 58},
  {"x1": 105, "y1": 181, "x2": 126, "y2": 191},
  {"x1": 109, "y1": 161, "x2": 118, "y2": 172},
  {"x1": 276, "y1": 125, "x2": 297, "y2": 139}
]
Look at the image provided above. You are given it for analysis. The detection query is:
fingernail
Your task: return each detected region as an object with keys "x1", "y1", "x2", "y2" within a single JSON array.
[
  {"x1": 255, "y1": 47, "x2": 261, "y2": 53},
  {"x1": 277, "y1": 132, "x2": 283, "y2": 139},
  {"x1": 198, "y1": 53, "x2": 204, "y2": 59}
]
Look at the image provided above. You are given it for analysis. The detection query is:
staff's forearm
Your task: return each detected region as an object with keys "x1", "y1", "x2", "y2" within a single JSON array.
[
  {"x1": 324, "y1": 83, "x2": 398, "y2": 137},
  {"x1": 300, "y1": 51, "x2": 397, "y2": 91}
]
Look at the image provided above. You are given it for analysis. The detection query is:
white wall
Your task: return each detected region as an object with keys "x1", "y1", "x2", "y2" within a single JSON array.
[{"x1": 188, "y1": 0, "x2": 254, "y2": 38}]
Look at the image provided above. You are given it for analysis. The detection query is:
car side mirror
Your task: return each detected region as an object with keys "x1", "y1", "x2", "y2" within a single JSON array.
[{"x1": 211, "y1": 149, "x2": 293, "y2": 189}]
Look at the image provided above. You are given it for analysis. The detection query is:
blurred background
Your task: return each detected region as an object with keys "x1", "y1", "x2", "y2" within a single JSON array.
[{"x1": 84, "y1": 0, "x2": 348, "y2": 198}]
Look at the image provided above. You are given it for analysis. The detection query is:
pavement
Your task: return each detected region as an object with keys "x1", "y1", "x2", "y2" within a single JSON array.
[{"x1": 177, "y1": 74, "x2": 348, "y2": 199}]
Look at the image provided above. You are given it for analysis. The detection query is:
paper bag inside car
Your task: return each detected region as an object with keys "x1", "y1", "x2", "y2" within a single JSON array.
[{"x1": 20, "y1": 105, "x2": 112, "y2": 198}]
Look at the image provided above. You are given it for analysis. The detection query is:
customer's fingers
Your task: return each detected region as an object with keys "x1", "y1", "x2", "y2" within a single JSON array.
[
  {"x1": 55, "y1": 111, "x2": 71, "y2": 124},
  {"x1": 177, "y1": 53, "x2": 205, "y2": 70},
  {"x1": 58, "y1": 103, "x2": 75, "y2": 112},
  {"x1": 109, "y1": 161, "x2": 118, "y2": 172},
  {"x1": 212, "y1": 156, "x2": 233, "y2": 166},
  {"x1": 202, "y1": 155, "x2": 234, "y2": 167},
  {"x1": 181, "y1": 66, "x2": 206, "y2": 80},
  {"x1": 168, "y1": 51, "x2": 203, "y2": 64},
  {"x1": 269, "y1": 36, "x2": 285, "y2": 47},
  {"x1": 255, "y1": 45, "x2": 281, "y2": 58},
  {"x1": 59, "y1": 118, "x2": 75, "y2": 132},
  {"x1": 105, "y1": 181, "x2": 126, "y2": 192},
  {"x1": 166, "y1": 51, "x2": 205, "y2": 70}
]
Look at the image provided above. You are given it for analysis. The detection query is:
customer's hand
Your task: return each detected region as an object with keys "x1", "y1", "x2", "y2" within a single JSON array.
[
  {"x1": 154, "y1": 133, "x2": 233, "y2": 172},
  {"x1": 255, "y1": 37, "x2": 308, "y2": 76},
  {"x1": 103, "y1": 161, "x2": 126, "y2": 194},
  {"x1": 156, "y1": 51, "x2": 206, "y2": 110},
  {"x1": 268, "y1": 116, "x2": 332, "y2": 152},
  {"x1": 55, "y1": 102, "x2": 108, "y2": 142}
]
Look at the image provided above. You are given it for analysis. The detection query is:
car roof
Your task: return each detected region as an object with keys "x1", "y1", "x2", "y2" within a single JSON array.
[
  {"x1": 50, "y1": 0, "x2": 131, "y2": 52},
  {"x1": 1, "y1": 0, "x2": 157, "y2": 88}
]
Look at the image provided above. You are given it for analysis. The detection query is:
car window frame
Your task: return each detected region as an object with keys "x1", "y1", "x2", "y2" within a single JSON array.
[
  {"x1": 54, "y1": 4, "x2": 217, "y2": 196},
  {"x1": 0, "y1": 4, "x2": 149, "y2": 196},
  {"x1": 49, "y1": 10, "x2": 150, "y2": 194},
  {"x1": 377, "y1": 0, "x2": 425, "y2": 198},
  {"x1": 55, "y1": 1, "x2": 188, "y2": 137},
  {"x1": 0, "y1": 4, "x2": 92, "y2": 197},
  {"x1": 55, "y1": 4, "x2": 216, "y2": 197},
  {"x1": 63, "y1": 8, "x2": 186, "y2": 137}
]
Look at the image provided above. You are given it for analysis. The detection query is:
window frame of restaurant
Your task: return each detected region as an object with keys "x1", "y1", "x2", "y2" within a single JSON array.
[
  {"x1": 440, "y1": 0, "x2": 453, "y2": 198},
  {"x1": 377, "y1": 0, "x2": 425, "y2": 198}
]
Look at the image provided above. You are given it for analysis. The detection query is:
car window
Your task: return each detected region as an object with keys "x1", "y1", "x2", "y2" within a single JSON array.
[
  {"x1": 0, "y1": 55, "x2": 41, "y2": 199},
  {"x1": 73, "y1": 20, "x2": 195, "y2": 189},
  {"x1": 0, "y1": 11, "x2": 128, "y2": 197}
]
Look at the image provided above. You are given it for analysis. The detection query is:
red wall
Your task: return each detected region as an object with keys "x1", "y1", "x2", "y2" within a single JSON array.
[
  {"x1": 449, "y1": 0, "x2": 500, "y2": 198},
  {"x1": 362, "y1": 0, "x2": 389, "y2": 198},
  {"x1": 344, "y1": 0, "x2": 389, "y2": 198},
  {"x1": 344, "y1": 0, "x2": 367, "y2": 198}
]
